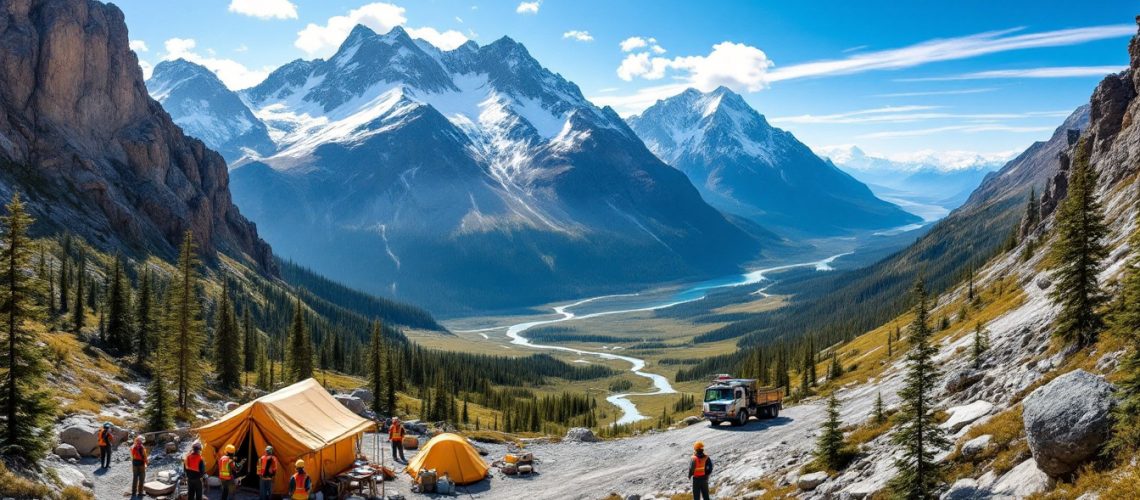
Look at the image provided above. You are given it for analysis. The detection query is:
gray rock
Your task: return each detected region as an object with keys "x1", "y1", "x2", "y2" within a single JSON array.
[
  {"x1": 625, "y1": 495, "x2": 640, "y2": 500},
  {"x1": 960, "y1": 434, "x2": 992, "y2": 459},
  {"x1": 334, "y1": 395, "x2": 367, "y2": 416},
  {"x1": 564, "y1": 427, "x2": 599, "y2": 443},
  {"x1": 54, "y1": 443, "x2": 81, "y2": 461},
  {"x1": 1036, "y1": 277, "x2": 1052, "y2": 290},
  {"x1": 941, "y1": 401, "x2": 993, "y2": 433},
  {"x1": 1022, "y1": 370, "x2": 1115, "y2": 477},
  {"x1": 944, "y1": 369, "x2": 984, "y2": 393},
  {"x1": 742, "y1": 490, "x2": 766, "y2": 499},
  {"x1": 46, "y1": 462, "x2": 87, "y2": 489},
  {"x1": 59, "y1": 423, "x2": 100, "y2": 456},
  {"x1": 991, "y1": 458, "x2": 1050, "y2": 497},
  {"x1": 797, "y1": 471, "x2": 828, "y2": 491},
  {"x1": 122, "y1": 387, "x2": 143, "y2": 405},
  {"x1": 681, "y1": 416, "x2": 702, "y2": 426},
  {"x1": 940, "y1": 478, "x2": 985, "y2": 500},
  {"x1": 224, "y1": 401, "x2": 240, "y2": 412},
  {"x1": 401, "y1": 419, "x2": 429, "y2": 434},
  {"x1": 350, "y1": 388, "x2": 374, "y2": 404}
]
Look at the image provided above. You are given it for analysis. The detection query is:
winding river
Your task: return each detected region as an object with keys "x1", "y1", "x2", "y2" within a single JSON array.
[{"x1": 485, "y1": 252, "x2": 853, "y2": 425}]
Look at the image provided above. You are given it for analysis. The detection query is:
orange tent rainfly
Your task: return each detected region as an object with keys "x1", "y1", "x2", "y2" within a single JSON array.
[
  {"x1": 195, "y1": 378, "x2": 375, "y2": 494},
  {"x1": 405, "y1": 433, "x2": 489, "y2": 485}
]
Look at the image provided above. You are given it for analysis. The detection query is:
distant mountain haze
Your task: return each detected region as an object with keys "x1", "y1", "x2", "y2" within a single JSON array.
[{"x1": 627, "y1": 87, "x2": 921, "y2": 235}]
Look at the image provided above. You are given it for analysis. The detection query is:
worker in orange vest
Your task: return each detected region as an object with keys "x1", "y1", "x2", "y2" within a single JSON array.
[
  {"x1": 388, "y1": 417, "x2": 406, "y2": 462},
  {"x1": 288, "y1": 459, "x2": 313, "y2": 500},
  {"x1": 97, "y1": 422, "x2": 115, "y2": 469},
  {"x1": 257, "y1": 445, "x2": 279, "y2": 500},
  {"x1": 184, "y1": 442, "x2": 207, "y2": 500},
  {"x1": 217, "y1": 444, "x2": 243, "y2": 500},
  {"x1": 688, "y1": 441, "x2": 713, "y2": 500},
  {"x1": 129, "y1": 436, "x2": 148, "y2": 498}
]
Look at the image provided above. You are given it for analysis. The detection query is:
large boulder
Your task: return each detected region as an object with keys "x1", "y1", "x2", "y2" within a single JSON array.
[
  {"x1": 797, "y1": 471, "x2": 828, "y2": 491},
  {"x1": 941, "y1": 478, "x2": 985, "y2": 500},
  {"x1": 59, "y1": 423, "x2": 101, "y2": 456},
  {"x1": 944, "y1": 369, "x2": 984, "y2": 393},
  {"x1": 334, "y1": 395, "x2": 367, "y2": 416},
  {"x1": 350, "y1": 388, "x2": 374, "y2": 404},
  {"x1": 1022, "y1": 370, "x2": 1115, "y2": 477},
  {"x1": 401, "y1": 420, "x2": 428, "y2": 434},
  {"x1": 990, "y1": 458, "x2": 1050, "y2": 497},
  {"x1": 54, "y1": 443, "x2": 82, "y2": 461},
  {"x1": 564, "y1": 427, "x2": 599, "y2": 443},
  {"x1": 941, "y1": 401, "x2": 993, "y2": 433}
]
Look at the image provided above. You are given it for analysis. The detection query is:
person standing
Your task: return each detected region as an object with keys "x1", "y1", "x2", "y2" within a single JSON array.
[
  {"x1": 97, "y1": 422, "x2": 115, "y2": 469},
  {"x1": 688, "y1": 441, "x2": 713, "y2": 500},
  {"x1": 184, "y1": 442, "x2": 207, "y2": 500},
  {"x1": 388, "y1": 417, "x2": 406, "y2": 462},
  {"x1": 129, "y1": 436, "x2": 148, "y2": 498},
  {"x1": 257, "y1": 445, "x2": 280, "y2": 500},
  {"x1": 288, "y1": 460, "x2": 312, "y2": 500},
  {"x1": 217, "y1": 444, "x2": 241, "y2": 500}
]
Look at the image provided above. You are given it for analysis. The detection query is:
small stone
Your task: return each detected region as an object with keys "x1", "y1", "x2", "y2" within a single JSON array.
[
  {"x1": 960, "y1": 434, "x2": 992, "y2": 459},
  {"x1": 564, "y1": 427, "x2": 599, "y2": 442},
  {"x1": 54, "y1": 443, "x2": 81, "y2": 461},
  {"x1": 941, "y1": 401, "x2": 994, "y2": 433}
]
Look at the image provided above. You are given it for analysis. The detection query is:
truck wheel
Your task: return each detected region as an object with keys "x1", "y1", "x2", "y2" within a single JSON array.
[
  {"x1": 773, "y1": 406, "x2": 780, "y2": 418},
  {"x1": 760, "y1": 407, "x2": 770, "y2": 419},
  {"x1": 738, "y1": 412, "x2": 748, "y2": 427},
  {"x1": 709, "y1": 420, "x2": 721, "y2": 427}
]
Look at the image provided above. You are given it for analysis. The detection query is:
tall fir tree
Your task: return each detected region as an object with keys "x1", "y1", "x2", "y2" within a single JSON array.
[
  {"x1": 874, "y1": 392, "x2": 887, "y2": 425},
  {"x1": 828, "y1": 352, "x2": 843, "y2": 381},
  {"x1": 0, "y1": 194, "x2": 55, "y2": 461},
  {"x1": 1025, "y1": 186, "x2": 1041, "y2": 230},
  {"x1": 144, "y1": 326, "x2": 174, "y2": 432},
  {"x1": 106, "y1": 256, "x2": 132, "y2": 354},
  {"x1": 134, "y1": 268, "x2": 155, "y2": 371},
  {"x1": 256, "y1": 340, "x2": 271, "y2": 391},
  {"x1": 889, "y1": 279, "x2": 948, "y2": 498},
  {"x1": 367, "y1": 320, "x2": 386, "y2": 415},
  {"x1": 814, "y1": 393, "x2": 846, "y2": 470},
  {"x1": 971, "y1": 321, "x2": 989, "y2": 370},
  {"x1": 1107, "y1": 209, "x2": 1140, "y2": 455},
  {"x1": 287, "y1": 300, "x2": 313, "y2": 382},
  {"x1": 242, "y1": 308, "x2": 255, "y2": 386},
  {"x1": 169, "y1": 232, "x2": 205, "y2": 411},
  {"x1": 385, "y1": 344, "x2": 398, "y2": 415},
  {"x1": 58, "y1": 254, "x2": 69, "y2": 316},
  {"x1": 1048, "y1": 140, "x2": 1108, "y2": 347},
  {"x1": 71, "y1": 256, "x2": 84, "y2": 334},
  {"x1": 213, "y1": 287, "x2": 241, "y2": 392}
]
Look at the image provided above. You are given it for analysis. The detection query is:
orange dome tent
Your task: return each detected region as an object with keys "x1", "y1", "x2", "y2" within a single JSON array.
[{"x1": 405, "y1": 433, "x2": 489, "y2": 485}]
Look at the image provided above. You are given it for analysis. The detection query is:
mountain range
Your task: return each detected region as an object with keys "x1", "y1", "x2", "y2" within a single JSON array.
[{"x1": 628, "y1": 88, "x2": 921, "y2": 234}]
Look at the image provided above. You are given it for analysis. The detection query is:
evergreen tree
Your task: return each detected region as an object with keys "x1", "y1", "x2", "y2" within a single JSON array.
[
  {"x1": 874, "y1": 392, "x2": 887, "y2": 425},
  {"x1": 1048, "y1": 140, "x2": 1108, "y2": 347},
  {"x1": 888, "y1": 325, "x2": 895, "y2": 357},
  {"x1": 287, "y1": 300, "x2": 313, "y2": 382},
  {"x1": 828, "y1": 352, "x2": 843, "y2": 381},
  {"x1": 169, "y1": 232, "x2": 205, "y2": 411},
  {"x1": 58, "y1": 256, "x2": 69, "y2": 316},
  {"x1": 367, "y1": 320, "x2": 386, "y2": 415},
  {"x1": 385, "y1": 345, "x2": 398, "y2": 414},
  {"x1": 72, "y1": 257, "x2": 85, "y2": 334},
  {"x1": 0, "y1": 194, "x2": 55, "y2": 461},
  {"x1": 213, "y1": 288, "x2": 241, "y2": 392},
  {"x1": 889, "y1": 279, "x2": 948, "y2": 498},
  {"x1": 462, "y1": 399, "x2": 469, "y2": 425},
  {"x1": 134, "y1": 268, "x2": 155, "y2": 371},
  {"x1": 106, "y1": 256, "x2": 132, "y2": 355},
  {"x1": 1025, "y1": 186, "x2": 1041, "y2": 230},
  {"x1": 967, "y1": 266, "x2": 976, "y2": 302},
  {"x1": 242, "y1": 309, "x2": 256, "y2": 380},
  {"x1": 144, "y1": 331, "x2": 173, "y2": 432},
  {"x1": 256, "y1": 340, "x2": 271, "y2": 391},
  {"x1": 1107, "y1": 212, "x2": 1140, "y2": 455},
  {"x1": 971, "y1": 322, "x2": 989, "y2": 369},
  {"x1": 814, "y1": 393, "x2": 845, "y2": 470}
]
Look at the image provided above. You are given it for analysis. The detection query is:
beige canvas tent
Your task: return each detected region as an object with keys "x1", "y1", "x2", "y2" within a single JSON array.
[
  {"x1": 405, "y1": 433, "x2": 489, "y2": 485},
  {"x1": 196, "y1": 378, "x2": 375, "y2": 494}
]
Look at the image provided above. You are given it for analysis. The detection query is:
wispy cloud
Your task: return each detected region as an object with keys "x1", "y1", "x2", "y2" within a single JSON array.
[
  {"x1": 516, "y1": 1, "x2": 540, "y2": 14},
  {"x1": 873, "y1": 88, "x2": 996, "y2": 98},
  {"x1": 858, "y1": 124, "x2": 1054, "y2": 139},
  {"x1": 162, "y1": 37, "x2": 269, "y2": 89},
  {"x1": 773, "y1": 106, "x2": 1071, "y2": 125},
  {"x1": 902, "y1": 65, "x2": 1125, "y2": 81},
  {"x1": 841, "y1": 44, "x2": 869, "y2": 53},
  {"x1": 129, "y1": 40, "x2": 148, "y2": 52},
  {"x1": 563, "y1": 30, "x2": 594, "y2": 42},
  {"x1": 228, "y1": 0, "x2": 298, "y2": 20},
  {"x1": 295, "y1": 2, "x2": 468, "y2": 57}
]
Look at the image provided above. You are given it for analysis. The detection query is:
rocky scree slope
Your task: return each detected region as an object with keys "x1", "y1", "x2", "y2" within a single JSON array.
[{"x1": 0, "y1": 0, "x2": 274, "y2": 272}]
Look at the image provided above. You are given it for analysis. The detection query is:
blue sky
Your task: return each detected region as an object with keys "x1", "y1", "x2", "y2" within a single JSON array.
[{"x1": 117, "y1": 0, "x2": 1136, "y2": 160}]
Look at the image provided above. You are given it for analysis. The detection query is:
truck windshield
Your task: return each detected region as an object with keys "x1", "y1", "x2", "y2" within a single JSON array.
[{"x1": 704, "y1": 388, "x2": 733, "y2": 402}]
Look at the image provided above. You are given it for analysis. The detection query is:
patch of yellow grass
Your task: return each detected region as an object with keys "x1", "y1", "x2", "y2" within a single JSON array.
[{"x1": 946, "y1": 405, "x2": 1028, "y2": 482}]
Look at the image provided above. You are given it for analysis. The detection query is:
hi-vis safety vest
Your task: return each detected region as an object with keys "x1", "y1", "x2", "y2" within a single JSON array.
[
  {"x1": 257, "y1": 455, "x2": 278, "y2": 477},
  {"x1": 290, "y1": 472, "x2": 310, "y2": 499},
  {"x1": 692, "y1": 455, "x2": 708, "y2": 478},
  {"x1": 98, "y1": 430, "x2": 111, "y2": 447},
  {"x1": 389, "y1": 422, "x2": 404, "y2": 441},
  {"x1": 130, "y1": 444, "x2": 146, "y2": 462},
  {"x1": 218, "y1": 455, "x2": 234, "y2": 480},
  {"x1": 184, "y1": 453, "x2": 204, "y2": 473}
]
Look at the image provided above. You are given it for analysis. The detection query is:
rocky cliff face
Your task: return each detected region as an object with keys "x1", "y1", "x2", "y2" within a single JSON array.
[{"x1": 0, "y1": 0, "x2": 273, "y2": 271}]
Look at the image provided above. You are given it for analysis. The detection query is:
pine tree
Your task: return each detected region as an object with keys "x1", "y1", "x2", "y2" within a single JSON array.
[
  {"x1": 58, "y1": 255, "x2": 69, "y2": 316},
  {"x1": 367, "y1": 320, "x2": 386, "y2": 415},
  {"x1": 874, "y1": 392, "x2": 887, "y2": 425},
  {"x1": 971, "y1": 321, "x2": 989, "y2": 370},
  {"x1": 134, "y1": 268, "x2": 155, "y2": 371},
  {"x1": 169, "y1": 232, "x2": 205, "y2": 411},
  {"x1": 385, "y1": 345, "x2": 398, "y2": 414},
  {"x1": 967, "y1": 266, "x2": 977, "y2": 303},
  {"x1": 256, "y1": 340, "x2": 270, "y2": 391},
  {"x1": 72, "y1": 257, "x2": 85, "y2": 334},
  {"x1": 242, "y1": 309, "x2": 256, "y2": 381},
  {"x1": 144, "y1": 330, "x2": 174, "y2": 432},
  {"x1": 106, "y1": 256, "x2": 132, "y2": 355},
  {"x1": 828, "y1": 352, "x2": 843, "y2": 381},
  {"x1": 1107, "y1": 211, "x2": 1140, "y2": 455},
  {"x1": 889, "y1": 279, "x2": 948, "y2": 498},
  {"x1": 462, "y1": 399, "x2": 469, "y2": 425},
  {"x1": 213, "y1": 287, "x2": 241, "y2": 392},
  {"x1": 1025, "y1": 186, "x2": 1041, "y2": 230},
  {"x1": 1048, "y1": 140, "x2": 1108, "y2": 347},
  {"x1": 0, "y1": 194, "x2": 55, "y2": 461},
  {"x1": 814, "y1": 393, "x2": 846, "y2": 470},
  {"x1": 888, "y1": 325, "x2": 895, "y2": 357},
  {"x1": 287, "y1": 300, "x2": 313, "y2": 382}
]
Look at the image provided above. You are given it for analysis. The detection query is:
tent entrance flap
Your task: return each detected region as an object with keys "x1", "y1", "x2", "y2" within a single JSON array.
[{"x1": 235, "y1": 427, "x2": 258, "y2": 489}]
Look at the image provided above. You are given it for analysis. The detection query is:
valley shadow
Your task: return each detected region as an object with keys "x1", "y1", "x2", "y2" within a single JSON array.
[{"x1": 705, "y1": 415, "x2": 793, "y2": 432}]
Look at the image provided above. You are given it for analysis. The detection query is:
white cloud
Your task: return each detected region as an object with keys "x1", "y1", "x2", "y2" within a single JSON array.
[
  {"x1": 455, "y1": 16, "x2": 464, "y2": 23},
  {"x1": 162, "y1": 37, "x2": 269, "y2": 89},
  {"x1": 858, "y1": 124, "x2": 1053, "y2": 139},
  {"x1": 563, "y1": 30, "x2": 593, "y2": 42},
  {"x1": 772, "y1": 107, "x2": 1071, "y2": 125},
  {"x1": 235, "y1": 44, "x2": 249, "y2": 53},
  {"x1": 228, "y1": 0, "x2": 298, "y2": 20},
  {"x1": 295, "y1": 3, "x2": 468, "y2": 56},
  {"x1": 873, "y1": 88, "x2": 995, "y2": 98},
  {"x1": 901, "y1": 65, "x2": 1125, "y2": 81},
  {"x1": 617, "y1": 41, "x2": 773, "y2": 92},
  {"x1": 129, "y1": 40, "x2": 148, "y2": 52},
  {"x1": 516, "y1": 1, "x2": 540, "y2": 14},
  {"x1": 138, "y1": 59, "x2": 154, "y2": 80},
  {"x1": 620, "y1": 36, "x2": 665, "y2": 54}
]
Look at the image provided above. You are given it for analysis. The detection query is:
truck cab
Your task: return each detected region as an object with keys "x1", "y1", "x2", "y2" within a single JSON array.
[{"x1": 702, "y1": 374, "x2": 783, "y2": 427}]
